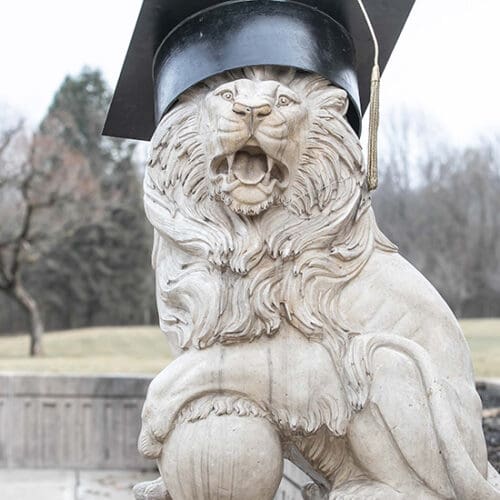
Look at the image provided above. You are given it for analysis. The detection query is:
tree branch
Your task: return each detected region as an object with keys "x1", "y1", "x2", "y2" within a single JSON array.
[{"x1": 0, "y1": 120, "x2": 24, "y2": 157}]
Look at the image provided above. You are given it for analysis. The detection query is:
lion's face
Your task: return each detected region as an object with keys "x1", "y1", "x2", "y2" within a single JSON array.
[
  {"x1": 201, "y1": 78, "x2": 309, "y2": 215},
  {"x1": 145, "y1": 67, "x2": 391, "y2": 350}
]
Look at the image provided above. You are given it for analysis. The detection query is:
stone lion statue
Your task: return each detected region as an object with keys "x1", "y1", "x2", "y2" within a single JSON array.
[{"x1": 134, "y1": 67, "x2": 500, "y2": 499}]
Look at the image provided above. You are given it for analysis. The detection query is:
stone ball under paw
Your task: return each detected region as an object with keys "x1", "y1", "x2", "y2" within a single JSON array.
[{"x1": 159, "y1": 414, "x2": 283, "y2": 500}]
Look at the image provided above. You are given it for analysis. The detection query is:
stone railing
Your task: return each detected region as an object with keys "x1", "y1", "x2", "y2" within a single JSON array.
[
  {"x1": 0, "y1": 373, "x2": 151, "y2": 470},
  {"x1": 0, "y1": 373, "x2": 306, "y2": 498}
]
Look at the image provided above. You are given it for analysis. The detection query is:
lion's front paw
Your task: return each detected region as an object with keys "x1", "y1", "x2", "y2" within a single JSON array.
[
  {"x1": 329, "y1": 480, "x2": 404, "y2": 500},
  {"x1": 133, "y1": 477, "x2": 171, "y2": 500}
]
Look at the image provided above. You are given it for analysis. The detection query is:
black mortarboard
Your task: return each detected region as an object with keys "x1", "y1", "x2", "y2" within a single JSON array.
[{"x1": 103, "y1": 0, "x2": 415, "y2": 142}]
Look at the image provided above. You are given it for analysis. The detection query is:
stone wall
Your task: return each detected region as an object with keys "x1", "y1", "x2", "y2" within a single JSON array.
[
  {"x1": 0, "y1": 373, "x2": 151, "y2": 470},
  {"x1": 0, "y1": 373, "x2": 306, "y2": 497}
]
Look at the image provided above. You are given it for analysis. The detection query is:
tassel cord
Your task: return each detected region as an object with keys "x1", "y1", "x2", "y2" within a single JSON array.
[{"x1": 355, "y1": 0, "x2": 381, "y2": 191}]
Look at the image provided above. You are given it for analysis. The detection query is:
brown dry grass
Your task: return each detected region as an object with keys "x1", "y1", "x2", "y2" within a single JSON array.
[
  {"x1": 0, "y1": 320, "x2": 498, "y2": 377},
  {"x1": 0, "y1": 326, "x2": 170, "y2": 375}
]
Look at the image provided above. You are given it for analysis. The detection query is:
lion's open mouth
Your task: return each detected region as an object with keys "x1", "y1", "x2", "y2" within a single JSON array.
[{"x1": 210, "y1": 145, "x2": 289, "y2": 208}]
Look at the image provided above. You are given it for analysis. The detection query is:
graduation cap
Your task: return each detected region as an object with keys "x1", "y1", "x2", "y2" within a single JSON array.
[{"x1": 104, "y1": 0, "x2": 415, "y2": 188}]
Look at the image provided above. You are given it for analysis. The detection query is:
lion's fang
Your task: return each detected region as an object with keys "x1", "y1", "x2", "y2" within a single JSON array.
[
  {"x1": 267, "y1": 155, "x2": 274, "y2": 173},
  {"x1": 227, "y1": 153, "x2": 235, "y2": 170}
]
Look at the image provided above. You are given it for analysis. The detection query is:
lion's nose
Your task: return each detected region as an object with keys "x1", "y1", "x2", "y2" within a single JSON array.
[{"x1": 233, "y1": 102, "x2": 272, "y2": 119}]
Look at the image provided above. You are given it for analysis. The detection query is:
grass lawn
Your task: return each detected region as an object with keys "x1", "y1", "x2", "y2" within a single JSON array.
[
  {"x1": 0, "y1": 326, "x2": 170, "y2": 375},
  {"x1": 460, "y1": 319, "x2": 500, "y2": 378},
  {"x1": 0, "y1": 320, "x2": 499, "y2": 377}
]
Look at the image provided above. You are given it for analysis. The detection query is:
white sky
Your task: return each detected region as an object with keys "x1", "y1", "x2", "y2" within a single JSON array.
[{"x1": 1, "y1": 0, "x2": 500, "y2": 144}]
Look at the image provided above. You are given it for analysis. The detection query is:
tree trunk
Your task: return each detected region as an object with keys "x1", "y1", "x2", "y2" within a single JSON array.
[{"x1": 13, "y1": 279, "x2": 44, "y2": 356}]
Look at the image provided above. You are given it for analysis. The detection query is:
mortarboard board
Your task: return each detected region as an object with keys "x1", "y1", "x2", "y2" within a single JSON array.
[{"x1": 103, "y1": 0, "x2": 415, "y2": 142}]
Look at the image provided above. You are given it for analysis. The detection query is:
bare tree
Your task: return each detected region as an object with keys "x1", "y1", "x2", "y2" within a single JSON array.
[
  {"x1": 0, "y1": 122, "x2": 45, "y2": 355},
  {"x1": 0, "y1": 70, "x2": 155, "y2": 347},
  {"x1": 374, "y1": 109, "x2": 500, "y2": 318},
  {"x1": 0, "y1": 113, "x2": 99, "y2": 355}
]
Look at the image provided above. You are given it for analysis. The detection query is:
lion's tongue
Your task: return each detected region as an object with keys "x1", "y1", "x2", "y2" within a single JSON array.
[{"x1": 232, "y1": 152, "x2": 267, "y2": 185}]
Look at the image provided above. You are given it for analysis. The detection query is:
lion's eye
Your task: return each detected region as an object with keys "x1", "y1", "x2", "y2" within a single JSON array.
[
  {"x1": 278, "y1": 95, "x2": 292, "y2": 107},
  {"x1": 221, "y1": 91, "x2": 234, "y2": 102}
]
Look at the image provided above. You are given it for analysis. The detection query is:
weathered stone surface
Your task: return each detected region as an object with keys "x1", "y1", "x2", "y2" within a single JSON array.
[
  {"x1": 489, "y1": 465, "x2": 500, "y2": 491},
  {"x1": 137, "y1": 66, "x2": 500, "y2": 499}
]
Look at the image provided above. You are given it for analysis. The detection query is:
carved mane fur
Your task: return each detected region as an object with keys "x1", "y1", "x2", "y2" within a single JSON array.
[{"x1": 144, "y1": 67, "x2": 396, "y2": 357}]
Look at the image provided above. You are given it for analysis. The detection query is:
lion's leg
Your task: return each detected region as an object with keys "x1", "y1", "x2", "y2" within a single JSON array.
[
  {"x1": 295, "y1": 432, "x2": 411, "y2": 500},
  {"x1": 293, "y1": 428, "x2": 413, "y2": 500},
  {"x1": 139, "y1": 334, "x2": 346, "y2": 461},
  {"x1": 291, "y1": 348, "x2": 452, "y2": 499},
  {"x1": 344, "y1": 348, "x2": 459, "y2": 499},
  {"x1": 158, "y1": 413, "x2": 283, "y2": 500}
]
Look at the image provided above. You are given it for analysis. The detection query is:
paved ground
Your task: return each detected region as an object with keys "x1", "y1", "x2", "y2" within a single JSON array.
[
  {"x1": 2, "y1": 467, "x2": 498, "y2": 498},
  {"x1": 0, "y1": 468, "x2": 305, "y2": 499},
  {"x1": 0, "y1": 469, "x2": 158, "y2": 500}
]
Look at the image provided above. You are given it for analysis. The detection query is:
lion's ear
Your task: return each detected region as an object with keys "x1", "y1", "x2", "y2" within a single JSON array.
[{"x1": 322, "y1": 88, "x2": 349, "y2": 116}]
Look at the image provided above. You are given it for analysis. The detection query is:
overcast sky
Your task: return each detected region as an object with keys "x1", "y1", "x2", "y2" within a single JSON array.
[{"x1": 1, "y1": 0, "x2": 500, "y2": 144}]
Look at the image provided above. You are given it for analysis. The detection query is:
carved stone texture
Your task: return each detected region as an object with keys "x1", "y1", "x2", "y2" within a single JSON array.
[{"x1": 136, "y1": 66, "x2": 500, "y2": 499}]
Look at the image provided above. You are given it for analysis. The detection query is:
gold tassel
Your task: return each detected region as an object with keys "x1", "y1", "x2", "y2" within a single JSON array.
[
  {"x1": 367, "y1": 64, "x2": 380, "y2": 190},
  {"x1": 356, "y1": 0, "x2": 380, "y2": 191}
]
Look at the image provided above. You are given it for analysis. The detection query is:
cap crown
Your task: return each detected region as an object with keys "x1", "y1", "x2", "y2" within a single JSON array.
[{"x1": 103, "y1": 0, "x2": 415, "y2": 141}]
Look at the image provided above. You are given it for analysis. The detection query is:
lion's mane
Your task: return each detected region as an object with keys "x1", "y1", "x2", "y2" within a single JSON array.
[{"x1": 144, "y1": 67, "x2": 396, "y2": 358}]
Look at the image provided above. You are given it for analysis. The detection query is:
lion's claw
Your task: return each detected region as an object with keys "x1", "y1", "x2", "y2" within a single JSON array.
[{"x1": 133, "y1": 477, "x2": 171, "y2": 500}]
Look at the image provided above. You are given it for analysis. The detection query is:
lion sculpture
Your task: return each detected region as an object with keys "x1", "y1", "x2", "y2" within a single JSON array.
[{"x1": 134, "y1": 66, "x2": 500, "y2": 500}]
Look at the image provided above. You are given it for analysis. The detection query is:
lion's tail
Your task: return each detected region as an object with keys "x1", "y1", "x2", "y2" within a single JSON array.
[{"x1": 343, "y1": 333, "x2": 500, "y2": 500}]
